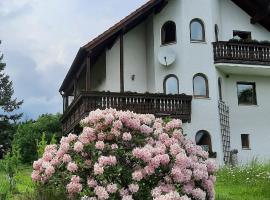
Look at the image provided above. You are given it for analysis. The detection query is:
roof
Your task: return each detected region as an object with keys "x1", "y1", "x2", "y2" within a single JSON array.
[
  {"x1": 59, "y1": 0, "x2": 270, "y2": 92},
  {"x1": 59, "y1": 0, "x2": 167, "y2": 92},
  {"x1": 232, "y1": 0, "x2": 270, "y2": 31}
]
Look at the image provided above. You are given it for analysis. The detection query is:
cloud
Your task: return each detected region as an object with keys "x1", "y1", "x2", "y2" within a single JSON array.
[{"x1": 0, "y1": 0, "x2": 147, "y2": 120}]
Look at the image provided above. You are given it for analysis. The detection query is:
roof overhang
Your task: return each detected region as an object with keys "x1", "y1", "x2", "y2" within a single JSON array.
[
  {"x1": 231, "y1": 0, "x2": 270, "y2": 31},
  {"x1": 59, "y1": 0, "x2": 168, "y2": 92}
]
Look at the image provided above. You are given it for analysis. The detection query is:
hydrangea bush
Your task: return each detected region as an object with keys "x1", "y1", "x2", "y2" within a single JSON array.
[{"x1": 31, "y1": 109, "x2": 217, "y2": 200}]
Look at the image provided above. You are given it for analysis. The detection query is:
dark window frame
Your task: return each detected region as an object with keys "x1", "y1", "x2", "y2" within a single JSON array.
[
  {"x1": 193, "y1": 73, "x2": 209, "y2": 98},
  {"x1": 190, "y1": 18, "x2": 206, "y2": 42},
  {"x1": 237, "y1": 82, "x2": 257, "y2": 105},
  {"x1": 163, "y1": 74, "x2": 179, "y2": 94},
  {"x1": 161, "y1": 21, "x2": 177, "y2": 45},
  {"x1": 241, "y1": 134, "x2": 251, "y2": 149},
  {"x1": 233, "y1": 30, "x2": 252, "y2": 40}
]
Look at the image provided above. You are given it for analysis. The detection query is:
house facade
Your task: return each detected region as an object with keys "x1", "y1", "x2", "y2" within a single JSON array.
[{"x1": 59, "y1": 0, "x2": 270, "y2": 164}]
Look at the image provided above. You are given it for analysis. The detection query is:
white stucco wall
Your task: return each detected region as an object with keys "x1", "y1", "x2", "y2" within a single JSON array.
[
  {"x1": 91, "y1": 52, "x2": 106, "y2": 91},
  {"x1": 106, "y1": 40, "x2": 121, "y2": 92},
  {"x1": 219, "y1": 0, "x2": 270, "y2": 41},
  {"x1": 223, "y1": 74, "x2": 270, "y2": 163},
  {"x1": 123, "y1": 22, "x2": 148, "y2": 93},
  {"x1": 152, "y1": 0, "x2": 223, "y2": 164},
  {"x1": 89, "y1": 0, "x2": 270, "y2": 164}
]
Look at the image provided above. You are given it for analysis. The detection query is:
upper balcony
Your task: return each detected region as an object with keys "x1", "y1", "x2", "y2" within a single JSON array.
[
  {"x1": 61, "y1": 91, "x2": 192, "y2": 134},
  {"x1": 213, "y1": 41, "x2": 270, "y2": 66}
]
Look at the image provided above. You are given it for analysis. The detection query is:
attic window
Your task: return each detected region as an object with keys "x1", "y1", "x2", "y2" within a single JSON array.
[
  {"x1": 233, "y1": 31, "x2": 252, "y2": 40},
  {"x1": 161, "y1": 21, "x2": 176, "y2": 45}
]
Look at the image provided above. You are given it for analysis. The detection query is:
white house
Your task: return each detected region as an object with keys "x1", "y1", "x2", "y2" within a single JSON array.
[{"x1": 59, "y1": 0, "x2": 270, "y2": 164}]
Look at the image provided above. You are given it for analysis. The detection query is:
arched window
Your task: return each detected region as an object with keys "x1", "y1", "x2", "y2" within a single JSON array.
[
  {"x1": 195, "y1": 130, "x2": 213, "y2": 153},
  {"x1": 193, "y1": 73, "x2": 209, "y2": 98},
  {"x1": 161, "y1": 21, "x2": 177, "y2": 45},
  {"x1": 218, "y1": 77, "x2": 223, "y2": 101},
  {"x1": 190, "y1": 18, "x2": 205, "y2": 42},
  {"x1": 164, "y1": 74, "x2": 179, "y2": 94}
]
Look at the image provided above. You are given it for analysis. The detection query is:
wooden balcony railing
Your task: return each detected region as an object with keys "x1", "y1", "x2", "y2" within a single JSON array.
[
  {"x1": 213, "y1": 41, "x2": 270, "y2": 65},
  {"x1": 61, "y1": 91, "x2": 192, "y2": 134}
]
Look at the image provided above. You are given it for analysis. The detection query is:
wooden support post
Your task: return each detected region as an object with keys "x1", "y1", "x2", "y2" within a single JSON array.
[
  {"x1": 62, "y1": 96, "x2": 65, "y2": 112},
  {"x1": 120, "y1": 34, "x2": 124, "y2": 92},
  {"x1": 74, "y1": 79, "x2": 77, "y2": 97},
  {"x1": 86, "y1": 55, "x2": 91, "y2": 91}
]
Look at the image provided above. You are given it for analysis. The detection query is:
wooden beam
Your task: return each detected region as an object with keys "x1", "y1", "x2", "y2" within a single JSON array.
[
  {"x1": 120, "y1": 34, "x2": 124, "y2": 92},
  {"x1": 86, "y1": 55, "x2": 91, "y2": 91},
  {"x1": 74, "y1": 79, "x2": 77, "y2": 97},
  {"x1": 76, "y1": 61, "x2": 86, "y2": 79},
  {"x1": 251, "y1": 9, "x2": 270, "y2": 24}
]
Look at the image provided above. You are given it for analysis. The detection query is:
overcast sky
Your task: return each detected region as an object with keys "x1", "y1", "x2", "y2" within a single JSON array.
[{"x1": 0, "y1": 0, "x2": 147, "y2": 120}]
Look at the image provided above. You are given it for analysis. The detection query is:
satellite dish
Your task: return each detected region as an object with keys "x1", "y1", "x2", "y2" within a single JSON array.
[{"x1": 158, "y1": 48, "x2": 176, "y2": 66}]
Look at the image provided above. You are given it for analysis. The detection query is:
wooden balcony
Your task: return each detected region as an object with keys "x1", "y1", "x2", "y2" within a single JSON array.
[
  {"x1": 213, "y1": 41, "x2": 270, "y2": 66},
  {"x1": 61, "y1": 91, "x2": 192, "y2": 134}
]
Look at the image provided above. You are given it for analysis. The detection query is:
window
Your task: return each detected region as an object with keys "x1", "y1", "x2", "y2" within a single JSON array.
[
  {"x1": 161, "y1": 21, "x2": 176, "y2": 45},
  {"x1": 241, "y1": 134, "x2": 250, "y2": 149},
  {"x1": 190, "y1": 18, "x2": 205, "y2": 42},
  {"x1": 233, "y1": 30, "x2": 251, "y2": 40},
  {"x1": 193, "y1": 73, "x2": 209, "y2": 98},
  {"x1": 218, "y1": 77, "x2": 223, "y2": 101},
  {"x1": 237, "y1": 82, "x2": 257, "y2": 105},
  {"x1": 164, "y1": 74, "x2": 179, "y2": 94},
  {"x1": 196, "y1": 130, "x2": 216, "y2": 158}
]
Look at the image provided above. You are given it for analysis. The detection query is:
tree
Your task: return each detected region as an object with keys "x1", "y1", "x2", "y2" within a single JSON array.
[
  {"x1": 0, "y1": 41, "x2": 23, "y2": 155},
  {"x1": 13, "y1": 113, "x2": 62, "y2": 163},
  {"x1": 0, "y1": 40, "x2": 23, "y2": 122}
]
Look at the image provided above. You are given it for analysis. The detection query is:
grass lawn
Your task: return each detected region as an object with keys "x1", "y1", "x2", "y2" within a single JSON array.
[
  {"x1": 215, "y1": 162, "x2": 270, "y2": 200},
  {"x1": 0, "y1": 163, "x2": 270, "y2": 199},
  {"x1": 0, "y1": 165, "x2": 35, "y2": 200}
]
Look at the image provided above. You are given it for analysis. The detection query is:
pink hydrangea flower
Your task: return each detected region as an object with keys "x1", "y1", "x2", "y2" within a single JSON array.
[
  {"x1": 122, "y1": 132, "x2": 132, "y2": 141},
  {"x1": 128, "y1": 184, "x2": 139, "y2": 193},
  {"x1": 95, "y1": 141, "x2": 105, "y2": 150},
  {"x1": 107, "y1": 183, "x2": 118, "y2": 194},
  {"x1": 67, "y1": 162, "x2": 78, "y2": 172},
  {"x1": 94, "y1": 186, "x2": 109, "y2": 199},
  {"x1": 74, "y1": 141, "x2": 84, "y2": 152}
]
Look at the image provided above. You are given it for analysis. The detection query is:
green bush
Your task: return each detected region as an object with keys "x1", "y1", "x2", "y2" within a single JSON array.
[{"x1": 12, "y1": 114, "x2": 62, "y2": 164}]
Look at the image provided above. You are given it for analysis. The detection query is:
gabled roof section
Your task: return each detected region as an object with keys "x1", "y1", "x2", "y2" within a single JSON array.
[
  {"x1": 59, "y1": 0, "x2": 167, "y2": 92},
  {"x1": 60, "y1": 0, "x2": 270, "y2": 92},
  {"x1": 231, "y1": 0, "x2": 270, "y2": 31}
]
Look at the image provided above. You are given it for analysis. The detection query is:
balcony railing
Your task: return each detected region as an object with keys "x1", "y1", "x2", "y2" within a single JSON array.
[
  {"x1": 213, "y1": 41, "x2": 270, "y2": 65},
  {"x1": 61, "y1": 91, "x2": 192, "y2": 134}
]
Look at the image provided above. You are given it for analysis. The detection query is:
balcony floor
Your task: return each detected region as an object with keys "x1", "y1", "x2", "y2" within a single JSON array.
[{"x1": 215, "y1": 63, "x2": 270, "y2": 76}]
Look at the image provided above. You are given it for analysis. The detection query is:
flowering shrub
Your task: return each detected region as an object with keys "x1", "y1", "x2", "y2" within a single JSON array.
[{"x1": 31, "y1": 109, "x2": 217, "y2": 200}]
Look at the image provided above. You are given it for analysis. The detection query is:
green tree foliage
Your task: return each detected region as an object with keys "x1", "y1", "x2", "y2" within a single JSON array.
[
  {"x1": 13, "y1": 113, "x2": 62, "y2": 163},
  {"x1": 37, "y1": 132, "x2": 48, "y2": 158},
  {"x1": 0, "y1": 41, "x2": 23, "y2": 154},
  {"x1": 0, "y1": 41, "x2": 23, "y2": 122},
  {"x1": 0, "y1": 146, "x2": 20, "y2": 192}
]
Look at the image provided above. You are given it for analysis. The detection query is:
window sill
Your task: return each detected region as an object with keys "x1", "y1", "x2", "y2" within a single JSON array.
[
  {"x1": 190, "y1": 40, "x2": 207, "y2": 44},
  {"x1": 193, "y1": 96, "x2": 210, "y2": 100},
  {"x1": 160, "y1": 42, "x2": 177, "y2": 47},
  {"x1": 238, "y1": 104, "x2": 258, "y2": 107},
  {"x1": 242, "y1": 148, "x2": 251, "y2": 150}
]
